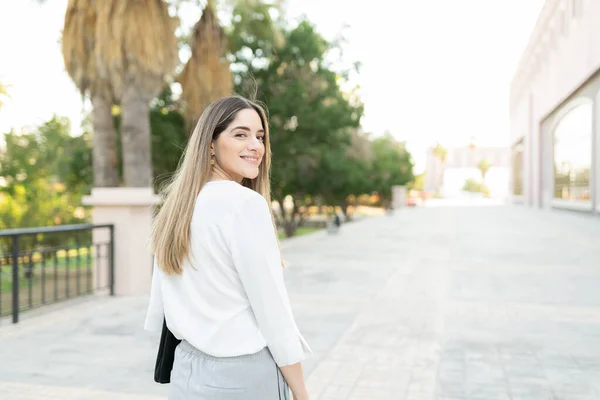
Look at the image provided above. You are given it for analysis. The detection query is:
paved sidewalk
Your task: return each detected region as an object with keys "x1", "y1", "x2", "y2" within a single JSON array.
[{"x1": 2, "y1": 206, "x2": 600, "y2": 399}]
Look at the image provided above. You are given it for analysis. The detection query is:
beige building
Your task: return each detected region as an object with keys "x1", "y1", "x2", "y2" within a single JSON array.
[{"x1": 510, "y1": 0, "x2": 599, "y2": 213}]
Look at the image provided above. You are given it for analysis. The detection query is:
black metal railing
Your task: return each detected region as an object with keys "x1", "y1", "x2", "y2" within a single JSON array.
[{"x1": 0, "y1": 224, "x2": 114, "y2": 324}]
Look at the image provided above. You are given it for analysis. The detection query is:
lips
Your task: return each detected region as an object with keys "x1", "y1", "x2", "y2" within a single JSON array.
[{"x1": 241, "y1": 156, "x2": 260, "y2": 165}]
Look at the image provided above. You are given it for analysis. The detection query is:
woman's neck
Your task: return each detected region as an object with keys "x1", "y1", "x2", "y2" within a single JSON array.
[{"x1": 209, "y1": 167, "x2": 240, "y2": 183}]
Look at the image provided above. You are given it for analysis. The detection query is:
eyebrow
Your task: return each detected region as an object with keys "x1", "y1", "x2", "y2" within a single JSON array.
[{"x1": 230, "y1": 126, "x2": 265, "y2": 133}]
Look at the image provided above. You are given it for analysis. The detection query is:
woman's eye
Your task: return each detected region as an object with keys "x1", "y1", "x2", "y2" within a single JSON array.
[
  {"x1": 235, "y1": 133, "x2": 246, "y2": 138},
  {"x1": 257, "y1": 136, "x2": 265, "y2": 141}
]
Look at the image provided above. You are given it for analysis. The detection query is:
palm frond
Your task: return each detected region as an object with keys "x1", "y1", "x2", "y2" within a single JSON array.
[
  {"x1": 178, "y1": 2, "x2": 232, "y2": 129},
  {"x1": 95, "y1": 0, "x2": 179, "y2": 101}
]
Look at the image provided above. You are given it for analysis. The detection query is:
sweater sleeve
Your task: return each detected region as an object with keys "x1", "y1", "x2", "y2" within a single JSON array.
[
  {"x1": 144, "y1": 257, "x2": 164, "y2": 332},
  {"x1": 229, "y1": 193, "x2": 312, "y2": 367}
]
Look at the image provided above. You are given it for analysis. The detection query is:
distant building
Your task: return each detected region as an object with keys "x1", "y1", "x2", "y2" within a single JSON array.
[
  {"x1": 425, "y1": 145, "x2": 510, "y2": 198},
  {"x1": 510, "y1": 0, "x2": 599, "y2": 213}
]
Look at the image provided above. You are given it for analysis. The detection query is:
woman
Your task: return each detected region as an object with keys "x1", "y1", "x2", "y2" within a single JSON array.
[{"x1": 144, "y1": 96, "x2": 312, "y2": 399}]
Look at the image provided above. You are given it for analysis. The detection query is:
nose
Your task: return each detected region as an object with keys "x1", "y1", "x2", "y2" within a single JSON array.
[{"x1": 248, "y1": 136, "x2": 262, "y2": 151}]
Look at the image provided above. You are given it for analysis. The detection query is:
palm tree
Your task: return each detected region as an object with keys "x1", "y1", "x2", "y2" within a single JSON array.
[
  {"x1": 477, "y1": 158, "x2": 491, "y2": 182},
  {"x1": 62, "y1": 0, "x2": 119, "y2": 187},
  {"x1": 55, "y1": 0, "x2": 252, "y2": 187},
  {"x1": 95, "y1": 0, "x2": 179, "y2": 187},
  {"x1": 433, "y1": 142, "x2": 447, "y2": 164},
  {"x1": 179, "y1": 0, "x2": 232, "y2": 131},
  {"x1": 432, "y1": 142, "x2": 447, "y2": 191}
]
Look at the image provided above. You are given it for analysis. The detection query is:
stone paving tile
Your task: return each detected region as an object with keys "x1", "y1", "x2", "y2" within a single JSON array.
[
  {"x1": 0, "y1": 382, "x2": 165, "y2": 400},
  {"x1": 305, "y1": 206, "x2": 600, "y2": 400}
]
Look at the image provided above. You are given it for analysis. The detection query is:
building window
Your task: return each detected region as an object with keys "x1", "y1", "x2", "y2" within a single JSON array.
[
  {"x1": 512, "y1": 139, "x2": 524, "y2": 196},
  {"x1": 553, "y1": 103, "x2": 592, "y2": 201}
]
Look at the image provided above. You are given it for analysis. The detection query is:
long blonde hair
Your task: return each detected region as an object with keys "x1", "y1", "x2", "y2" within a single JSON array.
[{"x1": 151, "y1": 96, "x2": 277, "y2": 275}]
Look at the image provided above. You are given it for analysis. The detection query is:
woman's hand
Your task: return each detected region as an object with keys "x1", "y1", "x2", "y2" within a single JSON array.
[
  {"x1": 292, "y1": 392, "x2": 310, "y2": 400},
  {"x1": 280, "y1": 362, "x2": 308, "y2": 400}
]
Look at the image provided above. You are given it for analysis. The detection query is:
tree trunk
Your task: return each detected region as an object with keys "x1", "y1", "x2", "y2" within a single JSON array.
[
  {"x1": 292, "y1": 196, "x2": 305, "y2": 228},
  {"x1": 276, "y1": 197, "x2": 298, "y2": 238},
  {"x1": 121, "y1": 87, "x2": 152, "y2": 187},
  {"x1": 340, "y1": 199, "x2": 350, "y2": 221},
  {"x1": 275, "y1": 198, "x2": 285, "y2": 226},
  {"x1": 91, "y1": 95, "x2": 119, "y2": 187},
  {"x1": 282, "y1": 221, "x2": 296, "y2": 238}
]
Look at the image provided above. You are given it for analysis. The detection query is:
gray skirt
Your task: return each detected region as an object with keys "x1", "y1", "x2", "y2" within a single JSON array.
[{"x1": 168, "y1": 340, "x2": 290, "y2": 400}]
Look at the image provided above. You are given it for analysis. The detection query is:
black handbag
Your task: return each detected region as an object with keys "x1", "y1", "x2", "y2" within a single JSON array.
[{"x1": 154, "y1": 318, "x2": 181, "y2": 384}]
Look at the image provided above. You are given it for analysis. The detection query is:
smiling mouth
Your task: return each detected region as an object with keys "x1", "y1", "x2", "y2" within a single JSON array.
[{"x1": 241, "y1": 156, "x2": 260, "y2": 164}]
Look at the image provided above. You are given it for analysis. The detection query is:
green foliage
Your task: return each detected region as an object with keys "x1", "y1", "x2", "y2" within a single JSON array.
[
  {"x1": 369, "y1": 133, "x2": 415, "y2": 205},
  {"x1": 11, "y1": 1, "x2": 419, "y2": 241},
  {"x1": 462, "y1": 178, "x2": 489, "y2": 196},
  {"x1": 150, "y1": 88, "x2": 188, "y2": 191},
  {"x1": 227, "y1": 0, "x2": 282, "y2": 62},
  {"x1": 0, "y1": 82, "x2": 9, "y2": 111},
  {"x1": 231, "y1": 18, "x2": 364, "y2": 235},
  {"x1": 313, "y1": 131, "x2": 372, "y2": 215},
  {"x1": 477, "y1": 158, "x2": 491, "y2": 181},
  {"x1": 433, "y1": 142, "x2": 447, "y2": 163},
  {"x1": 0, "y1": 117, "x2": 92, "y2": 253},
  {"x1": 0, "y1": 116, "x2": 92, "y2": 220},
  {"x1": 0, "y1": 97, "x2": 187, "y2": 250},
  {"x1": 409, "y1": 171, "x2": 425, "y2": 191}
]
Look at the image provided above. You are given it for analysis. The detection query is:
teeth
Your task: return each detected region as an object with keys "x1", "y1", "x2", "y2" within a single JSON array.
[{"x1": 242, "y1": 157, "x2": 258, "y2": 161}]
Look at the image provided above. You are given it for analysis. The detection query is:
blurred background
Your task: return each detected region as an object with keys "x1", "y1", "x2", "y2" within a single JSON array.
[
  {"x1": 0, "y1": 0, "x2": 548, "y2": 227},
  {"x1": 3, "y1": 1, "x2": 600, "y2": 399}
]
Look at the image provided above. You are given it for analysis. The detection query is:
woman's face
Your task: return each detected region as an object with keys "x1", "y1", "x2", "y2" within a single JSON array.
[{"x1": 211, "y1": 108, "x2": 266, "y2": 183}]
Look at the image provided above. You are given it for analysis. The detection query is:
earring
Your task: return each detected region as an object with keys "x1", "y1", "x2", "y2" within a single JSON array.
[{"x1": 210, "y1": 152, "x2": 215, "y2": 165}]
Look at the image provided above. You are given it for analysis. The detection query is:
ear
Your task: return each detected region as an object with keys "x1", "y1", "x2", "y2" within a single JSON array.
[{"x1": 210, "y1": 142, "x2": 215, "y2": 153}]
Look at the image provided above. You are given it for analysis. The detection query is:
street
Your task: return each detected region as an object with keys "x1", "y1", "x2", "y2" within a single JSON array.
[{"x1": 1, "y1": 205, "x2": 600, "y2": 399}]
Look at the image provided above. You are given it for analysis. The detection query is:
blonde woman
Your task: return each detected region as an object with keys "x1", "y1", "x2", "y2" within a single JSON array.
[{"x1": 144, "y1": 96, "x2": 312, "y2": 399}]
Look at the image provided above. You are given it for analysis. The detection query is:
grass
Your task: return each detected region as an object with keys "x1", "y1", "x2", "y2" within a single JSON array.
[
  {"x1": 0, "y1": 245, "x2": 102, "y2": 292},
  {"x1": 278, "y1": 226, "x2": 321, "y2": 240},
  {"x1": 0, "y1": 268, "x2": 97, "y2": 316},
  {"x1": 0, "y1": 262, "x2": 94, "y2": 292},
  {"x1": 0, "y1": 246, "x2": 110, "y2": 315},
  {"x1": 1, "y1": 248, "x2": 96, "y2": 271},
  {"x1": 0, "y1": 246, "x2": 98, "y2": 285}
]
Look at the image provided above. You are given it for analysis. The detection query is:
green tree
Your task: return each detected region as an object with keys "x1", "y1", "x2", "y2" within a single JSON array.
[
  {"x1": 61, "y1": 0, "x2": 119, "y2": 187},
  {"x1": 29, "y1": 1, "x2": 366, "y2": 238},
  {"x1": 227, "y1": 0, "x2": 283, "y2": 71},
  {"x1": 0, "y1": 90, "x2": 186, "y2": 238},
  {"x1": 41, "y1": 0, "x2": 286, "y2": 190},
  {"x1": 462, "y1": 178, "x2": 489, "y2": 197},
  {"x1": 0, "y1": 117, "x2": 91, "y2": 197},
  {"x1": 0, "y1": 117, "x2": 92, "y2": 252},
  {"x1": 315, "y1": 129, "x2": 372, "y2": 218},
  {"x1": 60, "y1": 0, "x2": 179, "y2": 188},
  {"x1": 95, "y1": 0, "x2": 179, "y2": 187},
  {"x1": 369, "y1": 133, "x2": 415, "y2": 207},
  {"x1": 232, "y1": 19, "x2": 363, "y2": 236}
]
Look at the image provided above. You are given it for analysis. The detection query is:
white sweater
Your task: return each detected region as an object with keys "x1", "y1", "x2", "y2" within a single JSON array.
[{"x1": 144, "y1": 180, "x2": 312, "y2": 367}]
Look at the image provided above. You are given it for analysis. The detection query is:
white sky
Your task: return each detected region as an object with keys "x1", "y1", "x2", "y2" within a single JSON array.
[{"x1": 0, "y1": 0, "x2": 545, "y2": 173}]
